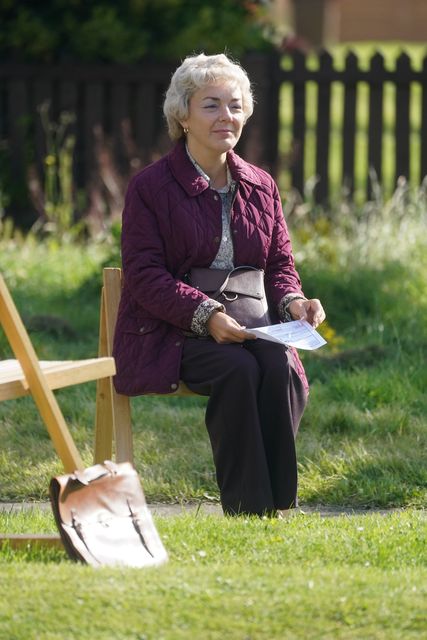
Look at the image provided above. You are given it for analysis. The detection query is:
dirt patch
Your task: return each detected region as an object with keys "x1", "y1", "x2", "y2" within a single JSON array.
[{"x1": 0, "y1": 501, "x2": 403, "y2": 518}]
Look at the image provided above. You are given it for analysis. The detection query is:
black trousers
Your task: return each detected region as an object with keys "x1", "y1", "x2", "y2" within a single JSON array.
[{"x1": 180, "y1": 337, "x2": 307, "y2": 516}]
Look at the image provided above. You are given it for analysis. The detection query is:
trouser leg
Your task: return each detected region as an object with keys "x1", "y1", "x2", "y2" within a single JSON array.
[
  {"x1": 180, "y1": 338, "x2": 274, "y2": 515},
  {"x1": 180, "y1": 338, "x2": 307, "y2": 515},
  {"x1": 243, "y1": 340, "x2": 307, "y2": 509}
]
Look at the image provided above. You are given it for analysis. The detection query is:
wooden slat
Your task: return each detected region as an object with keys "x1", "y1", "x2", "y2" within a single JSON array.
[
  {"x1": 315, "y1": 51, "x2": 333, "y2": 203},
  {"x1": 83, "y1": 81, "x2": 104, "y2": 182},
  {"x1": 291, "y1": 51, "x2": 307, "y2": 195},
  {"x1": 420, "y1": 56, "x2": 427, "y2": 182},
  {"x1": 8, "y1": 79, "x2": 28, "y2": 185},
  {"x1": 0, "y1": 357, "x2": 115, "y2": 401},
  {"x1": 342, "y1": 52, "x2": 358, "y2": 196},
  {"x1": 135, "y1": 82, "x2": 157, "y2": 158},
  {"x1": 368, "y1": 53, "x2": 385, "y2": 198},
  {"x1": 239, "y1": 53, "x2": 280, "y2": 172},
  {"x1": 94, "y1": 288, "x2": 115, "y2": 463},
  {"x1": 33, "y1": 79, "x2": 53, "y2": 181},
  {"x1": 111, "y1": 82, "x2": 130, "y2": 173},
  {"x1": 101, "y1": 268, "x2": 133, "y2": 463},
  {"x1": 395, "y1": 53, "x2": 411, "y2": 183}
]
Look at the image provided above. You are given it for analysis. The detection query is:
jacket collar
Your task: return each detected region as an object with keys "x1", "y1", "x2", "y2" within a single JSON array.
[{"x1": 167, "y1": 138, "x2": 263, "y2": 196}]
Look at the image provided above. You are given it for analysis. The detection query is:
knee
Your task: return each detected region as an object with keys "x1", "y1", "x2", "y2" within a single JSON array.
[
  {"x1": 262, "y1": 356, "x2": 292, "y2": 383},
  {"x1": 223, "y1": 348, "x2": 261, "y2": 387}
]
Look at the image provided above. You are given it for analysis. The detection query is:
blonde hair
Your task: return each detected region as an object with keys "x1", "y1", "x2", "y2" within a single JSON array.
[{"x1": 163, "y1": 53, "x2": 254, "y2": 141}]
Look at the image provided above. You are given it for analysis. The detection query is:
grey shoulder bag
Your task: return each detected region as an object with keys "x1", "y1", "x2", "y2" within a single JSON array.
[{"x1": 188, "y1": 265, "x2": 271, "y2": 328}]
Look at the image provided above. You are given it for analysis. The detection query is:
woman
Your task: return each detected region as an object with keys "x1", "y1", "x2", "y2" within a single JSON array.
[{"x1": 113, "y1": 53, "x2": 325, "y2": 517}]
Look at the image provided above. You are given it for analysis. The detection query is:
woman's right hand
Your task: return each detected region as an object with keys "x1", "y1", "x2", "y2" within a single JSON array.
[{"x1": 207, "y1": 311, "x2": 256, "y2": 344}]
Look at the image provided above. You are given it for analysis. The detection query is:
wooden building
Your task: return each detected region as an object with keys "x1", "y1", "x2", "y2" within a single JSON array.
[{"x1": 273, "y1": 0, "x2": 427, "y2": 48}]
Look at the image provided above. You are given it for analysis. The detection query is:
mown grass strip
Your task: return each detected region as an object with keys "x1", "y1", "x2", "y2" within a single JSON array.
[{"x1": 0, "y1": 510, "x2": 426, "y2": 640}]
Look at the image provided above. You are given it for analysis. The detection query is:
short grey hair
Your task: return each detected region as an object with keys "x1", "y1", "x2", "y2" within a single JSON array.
[{"x1": 163, "y1": 53, "x2": 254, "y2": 141}]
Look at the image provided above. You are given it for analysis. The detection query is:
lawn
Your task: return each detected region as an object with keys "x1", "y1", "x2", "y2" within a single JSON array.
[
  {"x1": 1, "y1": 509, "x2": 426, "y2": 639},
  {"x1": 0, "y1": 190, "x2": 426, "y2": 638}
]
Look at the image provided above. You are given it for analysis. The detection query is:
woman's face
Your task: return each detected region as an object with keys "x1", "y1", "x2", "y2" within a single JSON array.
[{"x1": 181, "y1": 81, "x2": 245, "y2": 161}]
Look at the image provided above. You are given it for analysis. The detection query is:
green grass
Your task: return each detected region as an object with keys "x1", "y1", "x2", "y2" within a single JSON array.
[
  {"x1": 1, "y1": 509, "x2": 426, "y2": 639},
  {"x1": 0, "y1": 214, "x2": 426, "y2": 638},
  {"x1": 0, "y1": 219, "x2": 426, "y2": 507}
]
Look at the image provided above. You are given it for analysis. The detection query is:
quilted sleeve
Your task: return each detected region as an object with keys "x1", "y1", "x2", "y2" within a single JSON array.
[{"x1": 264, "y1": 180, "x2": 305, "y2": 310}]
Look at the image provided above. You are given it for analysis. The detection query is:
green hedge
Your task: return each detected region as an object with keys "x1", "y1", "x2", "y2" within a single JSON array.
[{"x1": 0, "y1": 0, "x2": 274, "y2": 63}]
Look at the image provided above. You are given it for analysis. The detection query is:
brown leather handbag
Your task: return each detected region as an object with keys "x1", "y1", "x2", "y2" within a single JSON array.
[
  {"x1": 188, "y1": 265, "x2": 271, "y2": 328},
  {"x1": 49, "y1": 461, "x2": 168, "y2": 568}
]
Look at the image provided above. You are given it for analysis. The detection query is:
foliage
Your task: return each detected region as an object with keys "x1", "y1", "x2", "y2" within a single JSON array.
[
  {"x1": 26, "y1": 102, "x2": 87, "y2": 241},
  {"x1": 0, "y1": 510, "x2": 426, "y2": 639},
  {"x1": 0, "y1": 1, "x2": 274, "y2": 63},
  {"x1": 286, "y1": 173, "x2": 427, "y2": 272}
]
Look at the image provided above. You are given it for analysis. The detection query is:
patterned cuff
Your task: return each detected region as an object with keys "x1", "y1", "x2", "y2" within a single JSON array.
[
  {"x1": 190, "y1": 299, "x2": 225, "y2": 336},
  {"x1": 278, "y1": 293, "x2": 307, "y2": 322}
]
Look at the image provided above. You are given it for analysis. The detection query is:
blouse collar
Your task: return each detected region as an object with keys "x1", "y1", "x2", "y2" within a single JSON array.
[{"x1": 185, "y1": 142, "x2": 234, "y2": 193}]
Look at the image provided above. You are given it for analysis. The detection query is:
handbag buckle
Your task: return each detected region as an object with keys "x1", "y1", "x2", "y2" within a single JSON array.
[{"x1": 222, "y1": 292, "x2": 238, "y2": 302}]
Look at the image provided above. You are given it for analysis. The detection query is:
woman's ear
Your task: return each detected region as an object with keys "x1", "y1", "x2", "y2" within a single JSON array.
[{"x1": 180, "y1": 121, "x2": 189, "y2": 135}]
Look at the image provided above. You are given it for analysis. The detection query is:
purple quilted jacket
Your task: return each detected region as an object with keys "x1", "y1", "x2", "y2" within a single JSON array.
[{"x1": 113, "y1": 139, "x2": 308, "y2": 395}]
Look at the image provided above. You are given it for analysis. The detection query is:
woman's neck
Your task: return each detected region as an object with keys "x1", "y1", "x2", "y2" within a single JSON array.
[{"x1": 186, "y1": 144, "x2": 228, "y2": 189}]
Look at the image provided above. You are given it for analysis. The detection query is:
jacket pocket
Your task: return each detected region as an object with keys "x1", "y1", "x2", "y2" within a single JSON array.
[{"x1": 122, "y1": 316, "x2": 160, "y2": 336}]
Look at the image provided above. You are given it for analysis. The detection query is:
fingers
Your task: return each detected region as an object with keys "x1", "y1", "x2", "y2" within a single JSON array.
[
  {"x1": 207, "y1": 311, "x2": 257, "y2": 343},
  {"x1": 215, "y1": 324, "x2": 255, "y2": 344},
  {"x1": 289, "y1": 299, "x2": 326, "y2": 328},
  {"x1": 288, "y1": 298, "x2": 307, "y2": 321},
  {"x1": 304, "y1": 299, "x2": 326, "y2": 328}
]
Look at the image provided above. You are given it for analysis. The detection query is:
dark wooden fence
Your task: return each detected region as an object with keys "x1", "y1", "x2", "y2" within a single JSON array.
[
  {"x1": 1, "y1": 50, "x2": 427, "y2": 224},
  {"x1": 0, "y1": 54, "x2": 279, "y2": 224},
  {"x1": 280, "y1": 49, "x2": 427, "y2": 203}
]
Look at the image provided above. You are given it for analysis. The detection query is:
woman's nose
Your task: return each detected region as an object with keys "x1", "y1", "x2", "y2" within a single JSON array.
[{"x1": 219, "y1": 106, "x2": 232, "y2": 121}]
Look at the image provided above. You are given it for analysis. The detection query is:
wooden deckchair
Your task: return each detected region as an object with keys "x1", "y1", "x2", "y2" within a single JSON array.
[
  {"x1": 0, "y1": 272, "x2": 116, "y2": 472},
  {"x1": 0, "y1": 272, "x2": 115, "y2": 549}
]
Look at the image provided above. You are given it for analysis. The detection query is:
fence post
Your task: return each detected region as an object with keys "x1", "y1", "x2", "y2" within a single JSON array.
[
  {"x1": 368, "y1": 52, "x2": 385, "y2": 199},
  {"x1": 395, "y1": 53, "x2": 411, "y2": 185},
  {"x1": 239, "y1": 52, "x2": 281, "y2": 176},
  {"x1": 291, "y1": 50, "x2": 307, "y2": 196},
  {"x1": 342, "y1": 51, "x2": 358, "y2": 197},
  {"x1": 315, "y1": 50, "x2": 333, "y2": 204},
  {"x1": 421, "y1": 56, "x2": 427, "y2": 182}
]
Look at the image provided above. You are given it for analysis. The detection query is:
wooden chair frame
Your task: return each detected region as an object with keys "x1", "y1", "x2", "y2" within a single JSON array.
[
  {"x1": 93, "y1": 267, "x2": 194, "y2": 465},
  {"x1": 0, "y1": 271, "x2": 116, "y2": 548}
]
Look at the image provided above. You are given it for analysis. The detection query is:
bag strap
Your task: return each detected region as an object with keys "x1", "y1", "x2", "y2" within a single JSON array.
[{"x1": 211, "y1": 266, "x2": 258, "y2": 300}]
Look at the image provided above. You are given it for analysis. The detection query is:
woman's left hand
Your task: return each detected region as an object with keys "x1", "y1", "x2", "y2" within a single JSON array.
[{"x1": 288, "y1": 298, "x2": 326, "y2": 329}]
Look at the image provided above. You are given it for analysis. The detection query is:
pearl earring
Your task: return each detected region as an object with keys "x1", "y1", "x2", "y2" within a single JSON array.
[{"x1": 183, "y1": 127, "x2": 189, "y2": 134}]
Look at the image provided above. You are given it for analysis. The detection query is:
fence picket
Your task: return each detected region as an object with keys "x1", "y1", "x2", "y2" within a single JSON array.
[
  {"x1": 84, "y1": 82, "x2": 105, "y2": 183},
  {"x1": 342, "y1": 52, "x2": 358, "y2": 195},
  {"x1": 33, "y1": 80, "x2": 52, "y2": 181},
  {"x1": 315, "y1": 51, "x2": 333, "y2": 203},
  {"x1": 368, "y1": 53, "x2": 385, "y2": 198},
  {"x1": 395, "y1": 53, "x2": 411, "y2": 184},
  {"x1": 421, "y1": 56, "x2": 427, "y2": 183},
  {"x1": 8, "y1": 80, "x2": 28, "y2": 183},
  {"x1": 291, "y1": 51, "x2": 307, "y2": 195}
]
